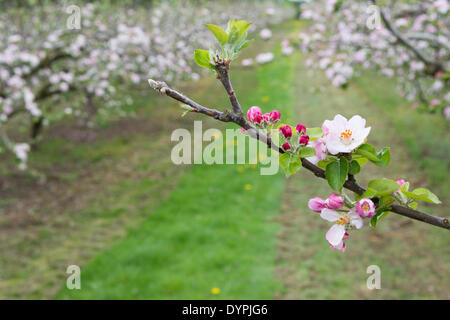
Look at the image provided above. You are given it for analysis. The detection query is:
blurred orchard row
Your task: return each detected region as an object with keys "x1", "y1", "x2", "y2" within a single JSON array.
[
  {"x1": 296, "y1": 0, "x2": 449, "y2": 116},
  {"x1": 0, "y1": 0, "x2": 291, "y2": 170}
]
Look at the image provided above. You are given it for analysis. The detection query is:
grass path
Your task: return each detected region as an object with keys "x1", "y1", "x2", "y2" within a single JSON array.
[
  {"x1": 274, "y1": 51, "x2": 450, "y2": 299},
  {"x1": 57, "y1": 22, "x2": 302, "y2": 299}
]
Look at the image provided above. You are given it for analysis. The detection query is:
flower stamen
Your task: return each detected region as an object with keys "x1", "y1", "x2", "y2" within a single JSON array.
[{"x1": 340, "y1": 129, "x2": 353, "y2": 145}]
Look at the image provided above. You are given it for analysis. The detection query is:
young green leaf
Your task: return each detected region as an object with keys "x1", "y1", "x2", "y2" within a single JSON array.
[
  {"x1": 348, "y1": 160, "x2": 361, "y2": 175},
  {"x1": 325, "y1": 157, "x2": 348, "y2": 191},
  {"x1": 194, "y1": 49, "x2": 214, "y2": 69},
  {"x1": 355, "y1": 144, "x2": 379, "y2": 162},
  {"x1": 402, "y1": 188, "x2": 441, "y2": 204},
  {"x1": 299, "y1": 147, "x2": 315, "y2": 158},
  {"x1": 370, "y1": 209, "x2": 390, "y2": 227},
  {"x1": 367, "y1": 179, "x2": 399, "y2": 196},
  {"x1": 372, "y1": 147, "x2": 390, "y2": 167},
  {"x1": 360, "y1": 187, "x2": 378, "y2": 199},
  {"x1": 305, "y1": 127, "x2": 323, "y2": 140},
  {"x1": 205, "y1": 24, "x2": 228, "y2": 46},
  {"x1": 279, "y1": 153, "x2": 302, "y2": 177}
]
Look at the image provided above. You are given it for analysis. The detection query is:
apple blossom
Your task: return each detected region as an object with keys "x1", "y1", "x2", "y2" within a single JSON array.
[
  {"x1": 326, "y1": 194, "x2": 344, "y2": 210},
  {"x1": 308, "y1": 197, "x2": 327, "y2": 212},
  {"x1": 329, "y1": 232, "x2": 349, "y2": 252},
  {"x1": 299, "y1": 134, "x2": 310, "y2": 146},
  {"x1": 322, "y1": 114, "x2": 371, "y2": 155},
  {"x1": 282, "y1": 142, "x2": 291, "y2": 151},
  {"x1": 247, "y1": 106, "x2": 263, "y2": 124},
  {"x1": 356, "y1": 198, "x2": 376, "y2": 218},
  {"x1": 269, "y1": 110, "x2": 281, "y2": 122},
  {"x1": 279, "y1": 125, "x2": 293, "y2": 139},
  {"x1": 295, "y1": 123, "x2": 306, "y2": 135},
  {"x1": 320, "y1": 208, "x2": 363, "y2": 247}
]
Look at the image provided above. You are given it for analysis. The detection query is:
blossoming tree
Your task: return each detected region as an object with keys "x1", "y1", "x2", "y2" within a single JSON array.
[
  {"x1": 297, "y1": 0, "x2": 449, "y2": 117},
  {"x1": 0, "y1": 1, "x2": 289, "y2": 170},
  {"x1": 148, "y1": 19, "x2": 449, "y2": 252}
]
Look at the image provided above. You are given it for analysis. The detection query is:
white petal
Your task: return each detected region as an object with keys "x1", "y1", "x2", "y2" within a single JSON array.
[
  {"x1": 348, "y1": 115, "x2": 365, "y2": 129},
  {"x1": 349, "y1": 211, "x2": 364, "y2": 229},
  {"x1": 320, "y1": 208, "x2": 340, "y2": 222},
  {"x1": 326, "y1": 224, "x2": 346, "y2": 246}
]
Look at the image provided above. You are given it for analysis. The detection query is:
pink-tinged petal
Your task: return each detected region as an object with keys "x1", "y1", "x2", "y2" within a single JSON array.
[
  {"x1": 396, "y1": 179, "x2": 406, "y2": 186},
  {"x1": 326, "y1": 224, "x2": 346, "y2": 246},
  {"x1": 314, "y1": 141, "x2": 324, "y2": 160},
  {"x1": 320, "y1": 208, "x2": 340, "y2": 222},
  {"x1": 326, "y1": 194, "x2": 344, "y2": 210},
  {"x1": 308, "y1": 197, "x2": 326, "y2": 212}
]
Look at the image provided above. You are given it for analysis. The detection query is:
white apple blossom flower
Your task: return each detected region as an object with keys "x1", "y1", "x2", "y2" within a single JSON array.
[
  {"x1": 322, "y1": 114, "x2": 371, "y2": 154},
  {"x1": 255, "y1": 52, "x2": 274, "y2": 64},
  {"x1": 320, "y1": 208, "x2": 363, "y2": 246},
  {"x1": 260, "y1": 28, "x2": 272, "y2": 40}
]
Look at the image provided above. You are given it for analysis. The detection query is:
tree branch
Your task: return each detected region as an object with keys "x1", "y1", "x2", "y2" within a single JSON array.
[
  {"x1": 215, "y1": 62, "x2": 245, "y2": 117},
  {"x1": 148, "y1": 79, "x2": 449, "y2": 230}
]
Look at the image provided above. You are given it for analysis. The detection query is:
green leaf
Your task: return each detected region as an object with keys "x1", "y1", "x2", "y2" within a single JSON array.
[
  {"x1": 379, "y1": 195, "x2": 395, "y2": 208},
  {"x1": 235, "y1": 39, "x2": 253, "y2": 52},
  {"x1": 409, "y1": 202, "x2": 418, "y2": 210},
  {"x1": 279, "y1": 153, "x2": 302, "y2": 177},
  {"x1": 317, "y1": 158, "x2": 335, "y2": 169},
  {"x1": 360, "y1": 187, "x2": 378, "y2": 199},
  {"x1": 370, "y1": 210, "x2": 390, "y2": 227},
  {"x1": 368, "y1": 179, "x2": 399, "y2": 196},
  {"x1": 205, "y1": 24, "x2": 228, "y2": 46},
  {"x1": 348, "y1": 160, "x2": 360, "y2": 175},
  {"x1": 194, "y1": 49, "x2": 214, "y2": 69},
  {"x1": 299, "y1": 147, "x2": 315, "y2": 158},
  {"x1": 352, "y1": 156, "x2": 368, "y2": 166},
  {"x1": 325, "y1": 157, "x2": 348, "y2": 191},
  {"x1": 305, "y1": 127, "x2": 323, "y2": 140},
  {"x1": 372, "y1": 147, "x2": 390, "y2": 167},
  {"x1": 402, "y1": 188, "x2": 441, "y2": 204},
  {"x1": 355, "y1": 144, "x2": 379, "y2": 162}
]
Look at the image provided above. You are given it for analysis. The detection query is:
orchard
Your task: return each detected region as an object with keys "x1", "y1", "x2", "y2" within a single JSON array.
[{"x1": 0, "y1": 0, "x2": 448, "y2": 302}]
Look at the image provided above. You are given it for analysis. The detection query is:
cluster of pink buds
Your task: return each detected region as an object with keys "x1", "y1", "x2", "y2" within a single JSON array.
[
  {"x1": 279, "y1": 123, "x2": 310, "y2": 151},
  {"x1": 246, "y1": 106, "x2": 280, "y2": 127},
  {"x1": 308, "y1": 194, "x2": 377, "y2": 252}
]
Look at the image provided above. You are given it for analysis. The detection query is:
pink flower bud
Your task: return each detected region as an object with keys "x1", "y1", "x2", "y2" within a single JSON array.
[
  {"x1": 262, "y1": 113, "x2": 271, "y2": 123},
  {"x1": 296, "y1": 123, "x2": 307, "y2": 134},
  {"x1": 281, "y1": 142, "x2": 291, "y2": 151},
  {"x1": 326, "y1": 194, "x2": 344, "y2": 210},
  {"x1": 356, "y1": 198, "x2": 376, "y2": 218},
  {"x1": 343, "y1": 232, "x2": 349, "y2": 240},
  {"x1": 279, "y1": 125, "x2": 292, "y2": 139},
  {"x1": 270, "y1": 110, "x2": 281, "y2": 122},
  {"x1": 299, "y1": 134, "x2": 310, "y2": 146},
  {"x1": 247, "y1": 106, "x2": 262, "y2": 124},
  {"x1": 308, "y1": 197, "x2": 327, "y2": 213},
  {"x1": 396, "y1": 179, "x2": 406, "y2": 186}
]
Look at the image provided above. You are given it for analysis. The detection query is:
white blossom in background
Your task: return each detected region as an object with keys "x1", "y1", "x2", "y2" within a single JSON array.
[
  {"x1": 297, "y1": 0, "x2": 449, "y2": 116},
  {"x1": 255, "y1": 52, "x2": 275, "y2": 64},
  {"x1": 0, "y1": 1, "x2": 292, "y2": 170}
]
